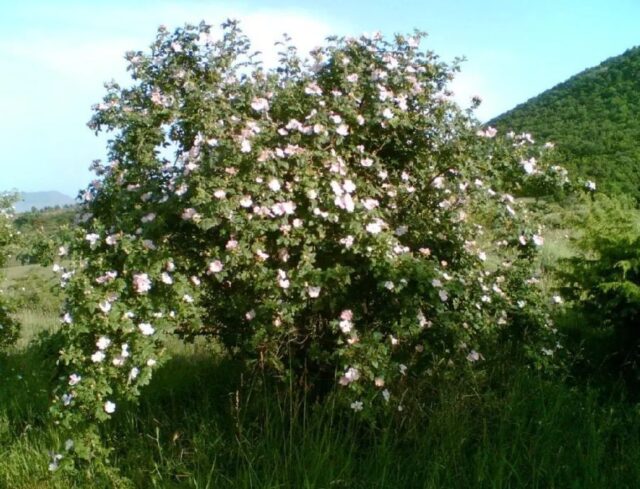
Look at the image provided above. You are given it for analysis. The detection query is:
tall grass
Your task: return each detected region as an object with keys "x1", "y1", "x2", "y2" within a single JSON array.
[
  {"x1": 2, "y1": 330, "x2": 640, "y2": 488},
  {"x1": 3, "y1": 263, "x2": 640, "y2": 488}
]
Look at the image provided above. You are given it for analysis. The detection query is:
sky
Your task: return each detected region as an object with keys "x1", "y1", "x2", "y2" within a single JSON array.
[{"x1": 1, "y1": 0, "x2": 639, "y2": 197}]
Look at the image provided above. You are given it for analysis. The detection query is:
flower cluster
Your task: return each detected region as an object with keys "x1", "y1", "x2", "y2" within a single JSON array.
[{"x1": 50, "y1": 21, "x2": 568, "y2": 465}]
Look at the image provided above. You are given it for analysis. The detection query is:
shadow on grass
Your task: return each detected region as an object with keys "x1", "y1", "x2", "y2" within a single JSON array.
[{"x1": 4, "y1": 331, "x2": 640, "y2": 488}]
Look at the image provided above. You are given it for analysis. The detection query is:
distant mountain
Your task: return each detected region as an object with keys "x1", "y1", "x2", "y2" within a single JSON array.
[
  {"x1": 14, "y1": 191, "x2": 76, "y2": 213},
  {"x1": 491, "y1": 46, "x2": 640, "y2": 198}
]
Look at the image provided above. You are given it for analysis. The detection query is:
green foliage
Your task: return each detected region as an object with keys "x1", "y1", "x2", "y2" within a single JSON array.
[
  {"x1": 492, "y1": 46, "x2": 640, "y2": 199},
  {"x1": 0, "y1": 192, "x2": 20, "y2": 350},
  {"x1": 560, "y1": 194, "x2": 640, "y2": 386},
  {"x1": 13, "y1": 207, "x2": 76, "y2": 265},
  {"x1": 50, "y1": 21, "x2": 567, "y2": 467}
]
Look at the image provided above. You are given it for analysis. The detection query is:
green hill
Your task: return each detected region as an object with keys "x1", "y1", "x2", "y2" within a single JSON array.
[{"x1": 490, "y1": 46, "x2": 640, "y2": 198}]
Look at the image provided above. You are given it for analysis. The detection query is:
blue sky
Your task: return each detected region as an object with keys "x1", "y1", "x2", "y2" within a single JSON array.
[{"x1": 1, "y1": 0, "x2": 639, "y2": 197}]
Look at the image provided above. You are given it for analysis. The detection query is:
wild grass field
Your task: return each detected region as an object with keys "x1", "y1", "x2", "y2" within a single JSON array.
[{"x1": 3, "y1": 249, "x2": 640, "y2": 488}]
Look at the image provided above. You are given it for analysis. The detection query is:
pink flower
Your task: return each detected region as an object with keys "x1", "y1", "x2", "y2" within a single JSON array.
[
  {"x1": 207, "y1": 260, "x2": 224, "y2": 274},
  {"x1": 133, "y1": 273, "x2": 152, "y2": 294}
]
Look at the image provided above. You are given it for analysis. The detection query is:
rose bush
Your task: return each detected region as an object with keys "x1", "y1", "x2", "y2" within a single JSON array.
[
  {"x1": 50, "y1": 21, "x2": 569, "y2": 467},
  {"x1": 0, "y1": 192, "x2": 20, "y2": 350}
]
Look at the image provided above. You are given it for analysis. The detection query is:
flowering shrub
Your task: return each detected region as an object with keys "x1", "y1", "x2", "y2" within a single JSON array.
[
  {"x1": 50, "y1": 21, "x2": 569, "y2": 465},
  {"x1": 0, "y1": 192, "x2": 20, "y2": 350}
]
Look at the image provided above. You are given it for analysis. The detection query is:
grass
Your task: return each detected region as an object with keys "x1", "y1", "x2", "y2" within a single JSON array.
[{"x1": 3, "y1": 263, "x2": 640, "y2": 488}]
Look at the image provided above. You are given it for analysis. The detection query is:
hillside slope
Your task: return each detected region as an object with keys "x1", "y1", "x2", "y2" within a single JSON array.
[{"x1": 491, "y1": 46, "x2": 640, "y2": 198}]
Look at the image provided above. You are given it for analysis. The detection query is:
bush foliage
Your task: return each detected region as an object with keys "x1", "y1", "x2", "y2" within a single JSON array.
[
  {"x1": 50, "y1": 21, "x2": 569, "y2": 468},
  {"x1": 0, "y1": 192, "x2": 20, "y2": 350}
]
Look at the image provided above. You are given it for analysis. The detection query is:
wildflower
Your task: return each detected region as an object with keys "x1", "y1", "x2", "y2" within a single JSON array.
[
  {"x1": 138, "y1": 323, "x2": 155, "y2": 336},
  {"x1": 268, "y1": 178, "x2": 281, "y2": 191},
  {"x1": 104, "y1": 401, "x2": 116, "y2": 414},
  {"x1": 467, "y1": 350, "x2": 481, "y2": 362},
  {"x1": 382, "y1": 389, "x2": 391, "y2": 402},
  {"x1": 585, "y1": 180, "x2": 596, "y2": 191},
  {"x1": 96, "y1": 336, "x2": 111, "y2": 350},
  {"x1": 68, "y1": 374, "x2": 81, "y2": 386},
  {"x1": 350, "y1": 400, "x2": 364, "y2": 411},
  {"x1": 91, "y1": 351, "x2": 106, "y2": 363},
  {"x1": 133, "y1": 273, "x2": 152, "y2": 294},
  {"x1": 339, "y1": 367, "x2": 360, "y2": 385},
  {"x1": 251, "y1": 97, "x2": 270, "y2": 112},
  {"x1": 129, "y1": 367, "x2": 140, "y2": 381},
  {"x1": 532, "y1": 234, "x2": 544, "y2": 246},
  {"x1": 307, "y1": 286, "x2": 321, "y2": 298},
  {"x1": 85, "y1": 233, "x2": 100, "y2": 246},
  {"x1": 336, "y1": 124, "x2": 349, "y2": 136}
]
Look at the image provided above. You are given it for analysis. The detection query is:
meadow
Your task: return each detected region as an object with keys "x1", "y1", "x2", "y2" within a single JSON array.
[{"x1": 3, "y1": 206, "x2": 640, "y2": 488}]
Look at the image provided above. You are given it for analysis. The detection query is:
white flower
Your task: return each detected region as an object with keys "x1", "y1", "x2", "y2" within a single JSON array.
[
  {"x1": 129, "y1": 367, "x2": 140, "y2": 381},
  {"x1": 552, "y1": 295, "x2": 563, "y2": 305},
  {"x1": 307, "y1": 286, "x2": 321, "y2": 298},
  {"x1": 399, "y1": 364, "x2": 407, "y2": 375},
  {"x1": 62, "y1": 393, "x2": 74, "y2": 406},
  {"x1": 382, "y1": 107, "x2": 394, "y2": 119},
  {"x1": 277, "y1": 269, "x2": 290, "y2": 289},
  {"x1": 181, "y1": 208, "x2": 200, "y2": 221},
  {"x1": 207, "y1": 260, "x2": 224, "y2": 274},
  {"x1": 340, "y1": 235, "x2": 354, "y2": 248},
  {"x1": 467, "y1": 350, "x2": 480, "y2": 362},
  {"x1": 350, "y1": 400, "x2": 364, "y2": 412},
  {"x1": 138, "y1": 323, "x2": 155, "y2": 336},
  {"x1": 61, "y1": 312, "x2": 73, "y2": 324},
  {"x1": 133, "y1": 273, "x2": 152, "y2": 294},
  {"x1": 585, "y1": 180, "x2": 596, "y2": 191},
  {"x1": 104, "y1": 401, "x2": 116, "y2": 414},
  {"x1": 382, "y1": 389, "x2": 390, "y2": 402},
  {"x1": 245, "y1": 309, "x2": 256, "y2": 321},
  {"x1": 214, "y1": 189, "x2": 227, "y2": 199},
  {"x1": 366, "y1": 219, "x2": 384, "y2": 235},
  {"x1": 183, "y1": 294, "x2": 194, "y2": 303},
  {"x1": 304, "y1": 82, "x2": 322, "y2": 96},
  {"x1": 68, "y1": 374, "x2": 81, "y2": 386},
  {"x1": 161, "y1": 272, "x2": 173, "y2": 285},
  {"x1": 438, "y1": 289, "x2": 449, "y2": 302},
  {"x1": 239, "y1": 196, "x2": 253, "y2": 208},
  {"x1": 336, "y1": 124, "x2": 349, "y2": 136},
  {"x1": 141, "y1": 213, "x2": 156, "y2": 223},
  {"x1": 384, "y1": 281, "x2": 395, "y2": 290},
  {"x1": 58, "y1": 246, "x2": 68, "y2": 256},
  {"x1": 147, "y1": 358, "x2": 157, "y2": 367},
  {"x1": 251, "y1": 97, "x2": 270, "y2": 112},
  {"x1": 360, "y1": 157, "x2": 374, "y2": 167},
  {"x1": 48, "y1": 453, "x2": 63, "y2": 472},
  {"x1": 240, "y1": 139, "x2": 252, "y2": 153},
  {"x1": 346, "y1": 73, "x2": 359, "y2": 83},
  {"x1": 99, "y1": 300, "x2": 112, "y2": 314},
  {"x1": 339, "y1": 367, "x2": 360, "y2": 385},
  {"x1": 85, "y1": 233, "x2": 100, "y2": 246},
  {"x1": 91, "y1": 351, "x2": 106, "y2": 363},
  {"x1": 532, "y1": 234, "x2": 544, "y2": 246},
  {"x1": 268, "y1": 178, "x2": 281, "y2": 191},
  {"x1": 64, "y1": 439, "x2": 74, "y2": 451},
  {"x1": 96, "y1": 336, "x2": 111, "y2": 350}
]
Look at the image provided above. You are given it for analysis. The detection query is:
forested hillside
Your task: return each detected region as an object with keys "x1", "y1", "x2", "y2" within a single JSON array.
[{"x1": 491, "y1": 46, "x2": 640, "y2": 198}]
